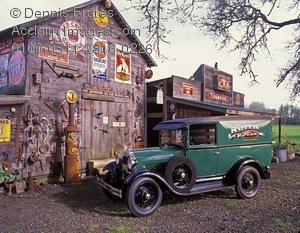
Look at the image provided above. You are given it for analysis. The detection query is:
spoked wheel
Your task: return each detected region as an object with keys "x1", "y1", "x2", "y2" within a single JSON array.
[
  {"x1": 236, "y1": 166, "x2": 261, "y2": 199},
  {"x1": 164, "y1": 156, "x2": 196, "y2": 193},
  {"x1": 172, "y1": 164, "x2": 193, "y2": 187},
  {"x1": 126, "y1": 177, "x2": 162, "y2": 217}
]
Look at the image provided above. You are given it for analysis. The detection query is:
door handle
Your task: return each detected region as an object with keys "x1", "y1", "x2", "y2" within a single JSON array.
[{"x1": 214, "y1": 152, "x2": 220, "y2": 155}]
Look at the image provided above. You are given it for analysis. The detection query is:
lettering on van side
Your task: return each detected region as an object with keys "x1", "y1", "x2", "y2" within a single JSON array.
[{"x1": 228, "y1": 125, "x2": 264, "y2": 139}]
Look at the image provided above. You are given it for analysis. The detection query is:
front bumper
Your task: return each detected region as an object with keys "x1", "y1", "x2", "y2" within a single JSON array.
[{"x1": 96, "y1": 176, "x2": 123, "y2": 199}]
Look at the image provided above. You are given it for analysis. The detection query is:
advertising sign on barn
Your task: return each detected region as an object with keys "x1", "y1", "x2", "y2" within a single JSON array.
[
  {"x1": 115, "y1": 44, "x2": 131, "y2": 84},
  {"x1": 0, "y1": 50, "x2": 26, "y2": 94},
  {"x1": 93, "y1": 9, "x2": 109, "y2": 28},
  {"x1": 0, "y1": 119, "x2": 11, "y2": 142},
  {"x1": 182, "y1": 83, "x2": 193, "y2": 96},
  {"x1": 60, "y1": 21, "x2": 86, "y2": 52},
  {"x1": 38, "y1": 46, "x2": 69, "y2": 63},
  {"x1": 92, "y1": 37, "x2": 107, "y2": 79}
]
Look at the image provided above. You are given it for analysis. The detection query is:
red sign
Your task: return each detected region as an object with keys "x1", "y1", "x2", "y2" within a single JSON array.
[
  {"x1": 0, "y1": 36, "x2": 24, "y2": 55},
  {"x1": 208, "y1": 92, "x2": 228, "y2": 102},
  {"x1": 145, "y1": 69, "x2": 153, "y2": 79},
  {"x1": 60, "y1": 21, "x2": 86, "y2": 52},
  {"x1": 38, "y1": 47, "x2": 69, "y2": 63},
  {"x1": 216, "y1": 75, "x2": 231, "y2": 91},
  {"x1": 182, "y1": 83, "x2": 193, "y2": 96}
]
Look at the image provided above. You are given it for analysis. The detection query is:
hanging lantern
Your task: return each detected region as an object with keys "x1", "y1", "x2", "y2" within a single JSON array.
[
  {"x1": 145, "y1": 69, "x2": 153, "y2": 79},
  {"x1": 105, "y1": 0, "x2": 112, "y2": 9},
  {"x1": 156, "y1": 88, "x2": 163, "y2": 104}
]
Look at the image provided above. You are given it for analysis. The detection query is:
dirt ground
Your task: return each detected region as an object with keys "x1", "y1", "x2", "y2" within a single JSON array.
[{"x1": 0, "y1": 157, "x2": 299, "y2": 233}]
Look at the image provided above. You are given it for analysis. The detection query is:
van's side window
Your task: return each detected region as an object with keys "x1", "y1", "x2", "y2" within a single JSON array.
[{"x1": 190, "y1": 124, "x2": 216, "y2": 145}]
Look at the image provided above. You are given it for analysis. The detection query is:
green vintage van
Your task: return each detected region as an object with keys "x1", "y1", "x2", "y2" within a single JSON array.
[{"x1": 97, "y1": 116, "x2": 273, "y2": 217}]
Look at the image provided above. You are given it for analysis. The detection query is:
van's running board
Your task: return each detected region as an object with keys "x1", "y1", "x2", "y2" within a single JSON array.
[{"x1": 188, "y1": 180, "x2": 234, "y2": 195}]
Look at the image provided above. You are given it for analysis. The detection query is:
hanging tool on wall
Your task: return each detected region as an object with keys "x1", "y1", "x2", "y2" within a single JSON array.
[
  {"x1": 58, "y1": 99, "x2": 68, "y2": 119},
  {"x1": 92, "y1": 112, "x2": 103, "y2": 119},
  {"x1": 24, "y1": 106, "x2": 35, "y2": 144},
  {"x1": 75, "y1": 101, "x2": 81, "y2": 124},
  {"x1": 53, "y1": 62, "x2": 83, "y2": 78},
  {"x1": 43, "y1": 97, "x2": 54, "y2": 111},
  {"x1": 16, "y1": 143, "x2": 23, "y2": 168},
  {"x1": 44, "y1": 59, "x2": 64, "y2": 78},
  {"x1": 15, "y1": 107, "x2": 22, "y2": 168},
  {"x1": 38, "y1": 59, "x2": 43, "y2": 101},
  {"x1": 94, "y1": 126, "x2": 108, "y2": 134},
  {"x1": 39, "y1": 133, "x2": 49, "y2": 154},
  {"x1": 27, "y1": 152, "x2": 43, "y2": 171},
  {"x1": 2, "y1": 153, "x2": 10, "y2": 171},
  {"x1": 113, "y1": 114, "x2": 122, "y2": 121}
]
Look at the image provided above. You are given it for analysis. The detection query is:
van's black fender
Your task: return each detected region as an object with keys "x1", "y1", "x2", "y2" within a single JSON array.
[
  {"x1": 225, "y1": 156, "x2": 270, "y2": 185},
  {"x1": 102, "y1": 161, "x2": 118, "y2": 183},
  {"x1": 124, "y1": 170, "x2": 189, "y2": 196}
]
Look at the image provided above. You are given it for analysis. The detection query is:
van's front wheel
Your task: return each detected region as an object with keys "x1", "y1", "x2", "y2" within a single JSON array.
[{"x1": 126, "y1": 177, "x2": 162, "y2": 217}]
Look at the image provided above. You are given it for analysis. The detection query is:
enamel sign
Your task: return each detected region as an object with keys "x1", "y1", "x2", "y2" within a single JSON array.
[
  {"x1": 60, "y1": 21, "x2": 86, "y2": 52},
  {"x1": 0, "y1": 119, "x2": 11, "y2": 142},
  {"x1": 92, "y1": 37, "x2": 107, "y2": 79}
]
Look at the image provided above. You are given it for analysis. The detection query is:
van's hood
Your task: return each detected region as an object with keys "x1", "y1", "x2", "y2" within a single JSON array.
[{"x1": 131, "y1": 145, "x2": 184, "y2": 170}]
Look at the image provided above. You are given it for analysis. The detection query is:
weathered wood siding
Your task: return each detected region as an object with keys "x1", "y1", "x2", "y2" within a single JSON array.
[
  {"x1": 202, "y1": 65, "x2": 233, "y2": 105},
  {"x1": 171, "y1": 76, "x2": 201, "y2": 101},
  {"x1": 193, "y1": 64, "x2": 234, "y2": 105},
  {"x1": 0, "y1": 103, "x2": 27, "y2": 175},
  {"x1": 2, "y1": 2, "x2": 149, "y2": 177}
]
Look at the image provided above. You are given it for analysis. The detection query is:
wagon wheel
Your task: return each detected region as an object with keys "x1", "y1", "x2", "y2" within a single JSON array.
[{"x1": 164, "y1": 156, "x2": 196, "y2": 193}]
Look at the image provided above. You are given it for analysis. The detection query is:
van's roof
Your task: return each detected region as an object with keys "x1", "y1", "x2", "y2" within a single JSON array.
[{"x1": 153, "y1": 115, "x2": 272, "y2": 130}]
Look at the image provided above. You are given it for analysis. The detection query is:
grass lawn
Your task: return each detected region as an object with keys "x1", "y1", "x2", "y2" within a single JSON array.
[{"x1": 272, "y1": 124, "x2": 300, "y2": 144}]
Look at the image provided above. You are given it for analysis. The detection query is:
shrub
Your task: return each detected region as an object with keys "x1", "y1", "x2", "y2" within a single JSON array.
[{"x1": 274, "y1": 143, "x2": 288, "y2": 150}]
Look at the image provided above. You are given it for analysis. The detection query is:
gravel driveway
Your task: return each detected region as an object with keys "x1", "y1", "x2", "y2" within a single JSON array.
[{"x1": 0, "y1": 157, "x2": 299, "y2": 233}]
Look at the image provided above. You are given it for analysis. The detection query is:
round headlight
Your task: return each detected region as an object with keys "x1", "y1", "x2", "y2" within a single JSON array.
[
  {"x1": 127, "y1": 152, "x2": 137, "y2": 170},
  {"x1": 115, "y1": 153, "x2": 121, "y2": 165}
]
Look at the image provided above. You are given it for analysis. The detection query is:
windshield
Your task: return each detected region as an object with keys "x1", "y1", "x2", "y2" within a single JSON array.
[{"x1": 159, "y1": 128, "x2": 185, "y2": 147}]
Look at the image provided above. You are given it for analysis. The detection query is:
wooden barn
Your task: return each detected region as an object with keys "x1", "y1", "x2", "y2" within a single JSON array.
[
  {"x1": 0, "y1": 0, "x2": 156, "y2": 182},
  {"x1": 146, "y1": 64, "x2": 275, "y2": 147}
]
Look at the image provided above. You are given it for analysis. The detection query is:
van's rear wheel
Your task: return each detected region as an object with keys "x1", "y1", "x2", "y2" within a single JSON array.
[
  {"x1": 236, "y1": 166, "x2": 261, "y2": 199},
  {"x1": 164, "y1": 156, "x2": 196, "y2": 193}
]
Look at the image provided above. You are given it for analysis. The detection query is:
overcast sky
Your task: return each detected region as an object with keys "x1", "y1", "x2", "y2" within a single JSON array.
[{"x1": 0, "y1": 0, "x2": 295, "y2": 110}]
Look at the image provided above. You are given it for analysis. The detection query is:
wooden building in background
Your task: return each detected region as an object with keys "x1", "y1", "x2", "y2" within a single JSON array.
[
  {"x1": 0, "y1": 0, "x2": 156, "y2": 180},
  {"x1": 146, "y1": 64, "x2": 272, "y2": 147}
]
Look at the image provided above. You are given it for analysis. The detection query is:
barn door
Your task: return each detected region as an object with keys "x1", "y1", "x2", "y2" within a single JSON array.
[{"x1": 81, "y1": 99, "x2": 131, "y2": 161}]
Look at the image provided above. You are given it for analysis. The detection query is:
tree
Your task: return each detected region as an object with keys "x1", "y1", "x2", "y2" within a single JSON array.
[
  {"x1": 249, "y1": 101, "x2": 267, "y2": 111},
  {"x1": 278, "y1": 103, "x2": 293, "y2": 124},
  {"x1": 126, "y1": 0, "x2": 300, "y2": 97}
]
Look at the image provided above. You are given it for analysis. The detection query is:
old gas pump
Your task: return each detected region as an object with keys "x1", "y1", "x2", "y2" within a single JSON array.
[{"x1": 64, "y1": 90, "x2": 80, "y2": 184}]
